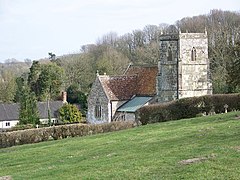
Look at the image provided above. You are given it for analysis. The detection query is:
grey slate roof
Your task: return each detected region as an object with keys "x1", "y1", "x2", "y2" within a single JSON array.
[
  {"x1": 117, "y1": 96, "x2": 153, "y2": 113},
  {"x1": 0, "y1": 103, "x2": 19, "y2": 121},
  {"x1": 38, "y1": 101, "x2": 64, "y2": 119},
  {"x1": 0, "y1": 101, "x2": 63, "y2": 121}
]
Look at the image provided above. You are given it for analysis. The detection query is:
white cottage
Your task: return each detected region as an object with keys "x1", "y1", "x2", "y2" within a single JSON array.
[{"x1": 0, "y1": 101, "x2": 64, "y2": 130}]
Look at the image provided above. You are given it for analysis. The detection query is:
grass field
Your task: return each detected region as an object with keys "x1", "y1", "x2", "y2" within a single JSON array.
[{"x1": 0, "y1": 112, "x2": 240, "y2": 179}]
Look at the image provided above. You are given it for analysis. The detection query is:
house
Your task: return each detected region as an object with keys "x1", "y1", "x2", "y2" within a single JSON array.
[
  {"x1": 87, "y1": 65, "x2": 158, "y2": 124},
  {"x1": 0, "y1": 103, "x2": 19, "y2": 129},
  {"x1": 0, "y1": 101, "x2": 64, "y2": 130},
  {"x1": 87, "y1": 31, "x2": 213, "y2": 124}
]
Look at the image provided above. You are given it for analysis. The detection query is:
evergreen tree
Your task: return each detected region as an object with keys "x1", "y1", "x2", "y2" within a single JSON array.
[
  {"x1": 228, "y1": 41, "x2": 240, "y2": 92},
  {"x1": 17, "y1": 77, "x2": 40, "y2": 125},
  {"x1": 66, "y1": 83, "x2": 87, "y2": 114},
  {"x1": 28, "y1": 61, "x2": 65, "y2": 101}
]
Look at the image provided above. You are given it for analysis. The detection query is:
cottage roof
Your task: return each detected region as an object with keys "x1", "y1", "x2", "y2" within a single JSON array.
[
  {"x1": 0, "y1": 101, "x2": 63, "y2": 121},
  {"x1": 37, "y1": 101, "x2": 64, "y2": 119},
  {"x1": 0, "y1": 103, "x2": 19, "y2": 121},
  {"x1": 98, "y1": 65, "x2": 158, "y2": 101}
]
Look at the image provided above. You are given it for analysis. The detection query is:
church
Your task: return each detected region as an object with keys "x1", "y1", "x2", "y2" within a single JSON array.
[{"x1": 87, "y1": 30, "x2": 212, "y2": 124}]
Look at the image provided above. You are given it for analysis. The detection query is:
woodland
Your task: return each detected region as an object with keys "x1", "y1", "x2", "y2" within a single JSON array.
[{"x1": 1, "y1": 9, "x2": 240, "y2": 109}]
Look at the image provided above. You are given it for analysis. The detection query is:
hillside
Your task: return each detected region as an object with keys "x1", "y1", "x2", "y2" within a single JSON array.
[{"x1": 0, "y1": 112, "x2": 240, "y2": 179}]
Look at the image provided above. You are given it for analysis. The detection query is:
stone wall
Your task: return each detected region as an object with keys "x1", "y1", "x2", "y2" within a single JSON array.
[{"x1": 87, "y1": 76, "x2": 110, "y2": 124}]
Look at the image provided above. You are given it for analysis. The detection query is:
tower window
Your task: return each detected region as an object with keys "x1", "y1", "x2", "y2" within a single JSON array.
[
  {"x1": 167, "y1": 47, "x2": 173, "y2": 61},
  {"x1": 191, "y1": 47, "x2": 196, "y2": 61},
  {"x1": 95, "y1": 99, "x2": 102, "y2": 119}
]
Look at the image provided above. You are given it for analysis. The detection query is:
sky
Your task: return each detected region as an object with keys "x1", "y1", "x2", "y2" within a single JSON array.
[{"x1": 0, "y1": 0, "x2": 239, "y2": 62}]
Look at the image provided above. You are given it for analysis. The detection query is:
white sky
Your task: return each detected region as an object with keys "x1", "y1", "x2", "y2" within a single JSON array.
[{"x1": 0, "y1": 0, "x2": 239, "y2": 62}]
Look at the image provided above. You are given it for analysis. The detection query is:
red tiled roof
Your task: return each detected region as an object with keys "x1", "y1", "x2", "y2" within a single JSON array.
[
  {"x1": 125, "y1": 65, "x2": 158, "y2": 96},
  {"x1": 99, "y1": 65, "x2": 158, "y2": 101},
  {"x1": 99, "y1": 75, "x2": 137, "y2": 100}
]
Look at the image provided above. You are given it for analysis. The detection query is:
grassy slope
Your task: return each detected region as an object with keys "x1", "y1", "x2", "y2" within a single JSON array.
[{"x1": 0, "y1": 112, "x2": 240, "y2": 179}]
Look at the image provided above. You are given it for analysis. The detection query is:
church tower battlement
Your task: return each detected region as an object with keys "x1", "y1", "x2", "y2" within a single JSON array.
[{"x1": 157, "y1": 30, "x2": 212, "y2": 103}]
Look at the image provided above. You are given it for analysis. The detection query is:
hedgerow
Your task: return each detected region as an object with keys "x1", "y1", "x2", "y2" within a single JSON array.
[
  {"x1": 136, "y1": 94, "x2": 240, "y2": 125},
  {"x1": 0, "y1": 121, "x2": 135, "y2": 148}
]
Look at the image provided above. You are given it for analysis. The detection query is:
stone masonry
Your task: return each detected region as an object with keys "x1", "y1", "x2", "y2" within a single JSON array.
[{"x1": 157, "y1": 31, "x2": 212, "y2": 102}]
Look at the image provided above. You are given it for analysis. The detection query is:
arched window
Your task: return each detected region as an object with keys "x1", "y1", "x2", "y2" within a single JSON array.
[
  {"x1": 191, "y1": 47, "x2": 196, "y2": 61},
  {"x1": 95, "y1": 99, "x2": 102, "y2": 119},
  {"x1": 167, "y1": 47, "x2": 173, "y2": 61}
]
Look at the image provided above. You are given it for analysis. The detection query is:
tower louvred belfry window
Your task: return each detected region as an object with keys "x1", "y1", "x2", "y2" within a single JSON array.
[{"x1": 191, "y1": 47, "x2": 196, "y2": 61}]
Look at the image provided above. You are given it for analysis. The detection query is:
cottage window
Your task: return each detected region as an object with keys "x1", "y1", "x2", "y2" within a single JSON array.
[
  {"x1": 52, "y1": 119, "x2": 58, "y2": 124},
  {"x1": 95, "y1": 100, "x2": 102, "y2": 119},
  {"x1": 5, "y1": 122, "x2": 10, "y2": 126},
  {"x1": 167, "y1": 47, "x2": 173, "y2": 61},
  {"x1": 191, "y1": 47, "x2": 196, "y2": 61}
]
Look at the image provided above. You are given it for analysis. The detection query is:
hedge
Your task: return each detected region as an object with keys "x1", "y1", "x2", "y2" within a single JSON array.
[
  {"x1": 0, "y1": 121, "x2": 135, "y2": 148},
  {"x1": 136, "y1": 94, "x2": 240, "y2": 125}
]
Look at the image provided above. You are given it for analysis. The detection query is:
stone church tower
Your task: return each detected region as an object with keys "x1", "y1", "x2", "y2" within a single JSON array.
[{"x1": 157, "y1": 30, "x2": 212, "y2": 102}]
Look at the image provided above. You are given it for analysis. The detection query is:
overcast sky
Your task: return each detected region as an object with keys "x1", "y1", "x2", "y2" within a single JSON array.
[{"x1": 0, "y1": 0, "x2": 239, "y2": 62}]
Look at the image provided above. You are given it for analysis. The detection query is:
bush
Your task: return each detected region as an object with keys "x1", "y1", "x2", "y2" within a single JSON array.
[
  {"x1": 59, "y1": 104, "x2": 82, "y2": 123},
  {"x1": 0, "y1": 121, "x2": 135, "y2": 148},
  {"x1": 137, "y1": 93, "x2": 240, "y2": 125}
]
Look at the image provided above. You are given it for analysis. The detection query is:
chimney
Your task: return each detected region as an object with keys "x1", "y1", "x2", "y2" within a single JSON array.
[{"x1": 62, "y1": 92, "x2": 67, "y2": 103}]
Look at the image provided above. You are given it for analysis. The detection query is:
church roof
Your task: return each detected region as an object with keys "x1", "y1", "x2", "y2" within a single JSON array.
[
  {"x1": 125, "y1": 65, "x2": 158, "y2": 96},
  {"x1": 99, "y1": 75, "x2": 137, "y2": 100},
  {"x1": 98, "y1": 65, "x2": 158, "y2": 101}
]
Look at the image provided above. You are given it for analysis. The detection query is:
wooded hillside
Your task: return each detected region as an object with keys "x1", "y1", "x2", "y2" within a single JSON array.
[{"x1": 1, "y1": 9, "x2": 240, "y2": 103}]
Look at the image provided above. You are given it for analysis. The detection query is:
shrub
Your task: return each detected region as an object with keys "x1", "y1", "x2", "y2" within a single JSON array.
[
  {"x1": 137, "y1": 93, "x2": 240, "y2": 125},
  {"x1": 59, "y1": 104, "x2": 82, "y2": 123}
]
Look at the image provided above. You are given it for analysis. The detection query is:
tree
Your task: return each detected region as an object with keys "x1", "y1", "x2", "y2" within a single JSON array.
[
  {"x1": 48, "y1": 52, "x2": 56, "y2": 61},
  {"x1": 48, "y1": 52, "x2": 62, "y2": 66},
  {"x1": 28, "y1": 61, "x2": 41, "y2": 97},
  {"x1": 28, "y1": 61, "x2": 65, "y2": 101},
  {"x1": 96, "y1": 46, "x2": 130, "y2": 75},
  {"x1": 58, "y1": 104, "x2": 82, "y2": 123},
  {"x1": 37, "y1": 63, "x2": 65, "y2": 100},
  {"x1": 228, "y1": 41, "x2": 240, "y2": 91},
  {"x1": 60, "y1": 53, "x2": 95, "y2": 92},
  {"x1": 17, "y1": 77, "x2": 40, "y2": 125},
  {"x1": 66, "y1": 83, "x2": 87, "y2": 114},
  {"x1": 0, "y1": 71, "x2": 16, "y2": 102}
]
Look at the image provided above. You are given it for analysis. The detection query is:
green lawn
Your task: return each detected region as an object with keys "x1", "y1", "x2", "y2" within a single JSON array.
[{"x1": 0, "y1": 112, "x2": 240, "y2": 179}]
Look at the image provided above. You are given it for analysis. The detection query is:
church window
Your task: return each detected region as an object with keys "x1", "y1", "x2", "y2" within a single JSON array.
[
  {"x1": 191, "y1": 47, "x2": 196, "y2": 61},
  {"x1": 167, "y1": 47, "x2": 173, "y2": 61},
  {"x1": 95, "y1": 99, "x2": 102, "y2": 119}
]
